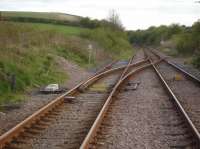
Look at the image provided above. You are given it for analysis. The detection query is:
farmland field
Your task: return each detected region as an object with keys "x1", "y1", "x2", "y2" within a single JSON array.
[
  {"x1": 12, "y1": 22, "x2": 86, "y2": 36},
  {"x1": 1, "y1": 11, "x2": 81, "y2": 22}
]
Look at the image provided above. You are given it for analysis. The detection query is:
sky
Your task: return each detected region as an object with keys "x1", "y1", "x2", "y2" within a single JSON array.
[{"x1": 0, "y1": 0, "x2": 200, "y2": 30}]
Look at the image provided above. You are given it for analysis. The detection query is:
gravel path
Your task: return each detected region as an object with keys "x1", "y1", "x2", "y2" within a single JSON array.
[
  {"x1": 0, "y1": 57, "x2": 91, "y2": 135},
  {"x1": 92, "y1": 67, "x2": 195, "y2": 149}
]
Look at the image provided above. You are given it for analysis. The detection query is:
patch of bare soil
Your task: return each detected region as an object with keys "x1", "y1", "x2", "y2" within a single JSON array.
[
  {"x1": 0, "y1": 56, "x2": 91, "y2": 135},
  {"x1": 55, "y1": 56, "x2": 91, "y2": 88}
]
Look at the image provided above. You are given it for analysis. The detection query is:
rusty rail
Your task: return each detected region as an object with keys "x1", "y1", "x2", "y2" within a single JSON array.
[
  {"x1": 0, "y1": 58, "x2": 148, "y2": 148},
  {"x1": 79, "y1": 59, "x2": 148, "y2": 90},
  {"x1": 80, "y1": 58, "x2": 163, "y2": 149},
  {"x1": 0, "y1": 60, "x2": 119, "y2": 148},
  {"x1": 93, "y1": 60, "x2": 117, "y2": 75},
  {"x1": 150, "y1": 50, "x2": 200, "y2": 84},
  {"x1": 149, "y1": 58, "x2": 200, "y2": 146}
]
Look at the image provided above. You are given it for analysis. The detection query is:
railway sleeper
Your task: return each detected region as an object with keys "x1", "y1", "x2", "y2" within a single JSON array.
[
  {"x1": 161, "y1": 122, "x2": 187, "y2": 127},
  {"x1": 4, "y1": 144, "x2": 22, "y2": 149},
  {"x1": 24, "y1": 128, "x2": 41, "y2": 135},
  {"x1": 169, "y1": 140, "x2": 197, "y2": 149}
]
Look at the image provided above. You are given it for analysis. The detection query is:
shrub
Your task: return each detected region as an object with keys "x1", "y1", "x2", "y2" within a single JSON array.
[
  {"x1": 192, "y1": 55, "x2": 200, "y2": 69},
  {"x1": 81, "y1": 27, "x2": 132, "y2": 59}
]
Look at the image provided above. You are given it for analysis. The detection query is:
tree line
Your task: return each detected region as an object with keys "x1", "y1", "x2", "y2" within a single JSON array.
[
  {"x1": 0, "y1": 10, "x2": 123, "y2": 31},
  {"x1": 128, "y1": 21, "x2": 200, "y2": 68}
]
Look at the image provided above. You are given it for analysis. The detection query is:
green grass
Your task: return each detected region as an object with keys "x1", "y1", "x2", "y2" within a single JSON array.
[
  {"x1": 0, "y1": 21, "x2": 91, "y2": 104},
  {"x1": 80, "y1": 27, "x2": 133, "y2": 60},
  {"x1": 11, "y1": 22, "x2": 85, "y2": 36},
  {"x1": 0, "y1": 48, "x2": 67, "y2": 105},
  {"x1": 0, "y1": 21, "x2": 134, "y2": 105},
  {"x1": 2, "y1": 11, "x2": 81, "y2": 22}
]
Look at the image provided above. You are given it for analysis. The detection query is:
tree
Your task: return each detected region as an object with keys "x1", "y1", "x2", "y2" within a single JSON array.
[
  {"x1": 107, "y1": 9, "x2": 124, "y2": 31},
  {"x1": 0, "y1": 11, "x2": 2, "y2": 21}
]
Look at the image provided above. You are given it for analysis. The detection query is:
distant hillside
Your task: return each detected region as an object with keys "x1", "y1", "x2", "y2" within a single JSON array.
[{"x1": 1, "y1": 11, "x2": 82, "y2": 22}]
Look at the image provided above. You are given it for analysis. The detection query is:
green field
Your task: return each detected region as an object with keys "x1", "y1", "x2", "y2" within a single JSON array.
[
  {"x1": 1, "y1": 11, "x2": 81, "y2": 22},
  {"x1": 13, "y1": 22, "x2": 86, "y2": 36}
]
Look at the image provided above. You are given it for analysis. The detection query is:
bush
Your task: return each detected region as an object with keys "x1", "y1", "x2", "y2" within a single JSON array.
[
  {"x1": 81, "y1": 27, "x2": 132, "y2": 59},
  {"x1": 192, "y1": 55, "x2": 200, "y2": 69},
  {"x1": 173, "y1": 33, "x2": 196, "y2": 55}
]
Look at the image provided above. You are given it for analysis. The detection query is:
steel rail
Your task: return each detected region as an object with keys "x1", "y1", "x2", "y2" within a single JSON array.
[
  {"x1": 80, "y1": 59, "x2": 163, "y2": 149},
  {"x1": 150, "y1": 50, "x2": 200, "y2": 83},
  {"x1": 79, "y1": 59, "x2": 148, "y2": 90},
  {"x1": 0, "y1": 60, "x2": 132, "y2": 148},
  {"x1": 80, "y1": 55, "x2": 138, "y2": 149},
  {"x1": 93, "y1": 60, "x2": 117, "y2": 75},
  {"x1": 119, "y1": 54, "x2": 135, "y2": 80},
  {"x1": 149, "y1": 58, "x2": 200, "y2": 146}
]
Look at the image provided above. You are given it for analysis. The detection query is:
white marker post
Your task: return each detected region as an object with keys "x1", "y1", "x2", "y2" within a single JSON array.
[{"x1": 88, "y1": 44, "x2": 93, "y2": 65}]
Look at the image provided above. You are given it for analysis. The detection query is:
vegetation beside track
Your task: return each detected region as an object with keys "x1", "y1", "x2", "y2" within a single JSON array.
[
  {"x1": 0, "y1": 20, "x2": 133, "y2": 105},
  {"x1": 128, "y1": 21, "x2": 200, "y2": 69},
  {"x1": 81, "y1": 27, "x2": 133, "y2": 59}
]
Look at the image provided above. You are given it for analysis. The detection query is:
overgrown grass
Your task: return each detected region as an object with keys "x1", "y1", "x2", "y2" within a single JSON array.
[
  {"x1": 9, "y1": 22, "x2": 85, "y2": 36},
  {"x1": 81, "y1": 27, "x2": 133, "y2": 59},
  {"x1": 0, "y1": 22, "x2": 91, "y2": 104},
  {"x1": 0, "y1": 21, "x2": 133, "y2": 104}
]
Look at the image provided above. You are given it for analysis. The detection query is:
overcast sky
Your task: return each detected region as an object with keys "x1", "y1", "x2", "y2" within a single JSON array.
[{"x1": 0, "y1": 0, "x2": 200, "y2": 30}]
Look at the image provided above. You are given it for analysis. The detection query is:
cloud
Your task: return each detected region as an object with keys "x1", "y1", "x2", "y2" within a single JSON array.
[{"x1": 0, "y1": 0, "x2": 199, "y2": 29}]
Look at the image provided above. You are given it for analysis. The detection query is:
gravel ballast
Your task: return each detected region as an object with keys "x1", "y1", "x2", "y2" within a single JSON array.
[
  {"x1": 157, "y1": 61, "x2": 200, "y2": 133},
  {"x1": 93, "y1": 67, "x2": 194, "y2": 149}
]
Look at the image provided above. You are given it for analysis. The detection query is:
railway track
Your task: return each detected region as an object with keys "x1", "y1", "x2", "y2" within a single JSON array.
[
  {"x1": 80, "y1": 50, "x2": 200, "y2": 148},
  {"x1": 0, "y1": 53, "x2": 149, "y2": 149},
  {"x1": 1, "y1": 49, "x2": 200, "y2": 149},
  {"x1": 149, "y1": 50, "x2": 200, "y2": 144}
]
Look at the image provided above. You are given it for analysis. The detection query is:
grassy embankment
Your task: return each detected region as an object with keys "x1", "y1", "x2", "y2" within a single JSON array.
[
  {"x1": 0, "y1": 22, "x2": 88, "y2": 104},
  {"x1": 0, "y1": 21, "x2": 133, "y2": 105}
]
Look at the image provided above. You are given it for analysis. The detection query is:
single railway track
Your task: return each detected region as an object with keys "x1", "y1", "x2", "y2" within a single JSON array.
[{"x1": 148, "y1": 50, "x2": 200, "y2": 146}]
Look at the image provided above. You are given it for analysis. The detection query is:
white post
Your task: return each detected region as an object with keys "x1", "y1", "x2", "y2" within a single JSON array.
[{"x1": 88, "y1": 44, "x2": 93, "y2": 65}]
